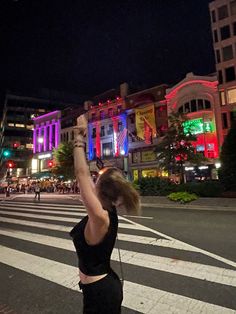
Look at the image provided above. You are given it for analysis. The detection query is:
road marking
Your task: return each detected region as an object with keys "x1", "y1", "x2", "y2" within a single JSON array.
[
  {"x1": 123, "y1": 214, "x2": 153, "y2": 219},
  {"x1": 1, "y1": 228, "x2": 236, "y2": 288},
  {"x1": 0, "y1": 202, "x2": 86, "y2": 211},
  {"x1": 0, "y1": 216, "x2": 147, "y2": 231},
  {"x1": 121, "y1": 216, "x2": 236, "y2": 269},
  {"x1": 0, "y1": 245, "x2": 235, "y2": 314}
]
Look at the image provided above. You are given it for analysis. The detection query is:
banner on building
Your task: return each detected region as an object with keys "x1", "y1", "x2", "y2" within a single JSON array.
[{"x1": 135, "y1": 104, "x2": 157, "y2": 140}]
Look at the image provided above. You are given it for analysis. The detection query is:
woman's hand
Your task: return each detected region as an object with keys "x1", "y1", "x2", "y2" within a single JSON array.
[{"x1": 76, "y1": 114, "x2": 88, "y2": 136}]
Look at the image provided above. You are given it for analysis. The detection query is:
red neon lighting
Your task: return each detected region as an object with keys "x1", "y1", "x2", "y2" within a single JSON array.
[
  {"x1": 166, "y1": 80, "x2": 218, "y2": 101},
  {"x1": 95, "y1": 121, "x2": 101, "y2": 158}
]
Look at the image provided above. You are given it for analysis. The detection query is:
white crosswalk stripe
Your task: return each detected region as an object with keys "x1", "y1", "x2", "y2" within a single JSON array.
[{"x1": 0, "y1": 201, "x2": 236, "y2": 314}]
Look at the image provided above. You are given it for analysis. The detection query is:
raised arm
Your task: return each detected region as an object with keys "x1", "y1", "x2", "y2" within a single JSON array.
[{"x1": 73, "y1": 115, "x2": 108, "y2": 225}]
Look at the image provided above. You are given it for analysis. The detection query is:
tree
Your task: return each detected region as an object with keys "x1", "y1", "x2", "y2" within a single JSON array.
[
  {"x1": 52, "y1": 142, "x2": 74, "y2": 180},
  {"x1": 154, "y1": 112, "x2": 207, "y2": 183},
  {"x1": 219, "y1": 120, "x2": 236, "y2": 191}
]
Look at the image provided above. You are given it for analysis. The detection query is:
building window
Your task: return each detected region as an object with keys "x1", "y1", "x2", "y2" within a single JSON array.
[
  {"x1": 92, "y1": 128, "x2": 96, "y2": 138},
  {"x1": 222, "y1": 45, "x2": 233, "y2": 61},
  {"x1": 190, "y1": 100, "x2": 197, "y2": 112},
  {"x1": 230, "y1": 111, "x2": 236, "y2": 122},
  {"x1": 8, "y1": 123, "x2": 14, "y2": 127},
  {"x1": 100, "y1": 126, "x2": 105, "y2": 137},
  {"x1": 118, "y1": 121, "x2": 123, "y2": 131},
  {"x1": 225, "y1": 66, "x2": 236, "y2": 82},
  {"x1": 211, "y1": 10, "x2": 216, "y2": 23},
  {"x1": 216, "y1": 49, "x2": 221, "y2": 63},
  {"x1": 218, "y1": 5, "x2": 228, "y2": 20},
  {"x1": 218, "y1": 70, "x2": 223, "y2": 84},
  {"x1": 233, "y1": 22, "x2": 236, "y2": 35},
  {"x1": 230, "y1": 0, "x2": 236, "y2": 15},
  {"x1": 117, "y1": 105, "x2": 122, "y2": 113},
  {"x1": 227, "y1": 88, "x2": 236, "y2": 104},
  {"x1": 102, "y1": 142, "x2": 113, "y2": 157},
  {"x1": 129, "y1": 114, "x2": 135, "y2": 124},
  {"x1": 222, "y1": 112, "x2": 228, "y2": 129},
  {"x1": 107, "y1": 124, "x2": 113, "y2": 135},
  {"x1": 15, "y1": 124, "x2": 25, "y2": 128},
  {"x1": 220, "y1": 25, "x2": 231, "y2": 40},
  {"x1": 220, "y1": 91, "x2": 226, "y2": 105},
  {"x1": 91, "y1": 113, "x2": 96, "y2": 121},
  {"x1": 71, "y1": 130, "x2": 74, "y2": 140},
  {"x1": 198, "y1": 99, "x2": 204, "y2": 110},
  {"x1": 108, "y1": 108, "x2": 113, "y2": 117},
  {"x1": 100, "y1": 111, "x2": 105, "y2": 119},
  {"x1": 205, "y1": 100, "x2": 211, "y2": 109},
  {"x1": 178, "y1": 106, "x2": 183, "y2": 113},
  {"x1": 214, "y1": 30, "x2": 218, "y2": 43}
]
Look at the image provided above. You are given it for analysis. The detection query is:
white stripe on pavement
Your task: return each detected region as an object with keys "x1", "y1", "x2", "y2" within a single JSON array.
[
  {"x1": 0, "y1": 206, "x2": 128, "y2": 222},
  {"x1": 0, "y1": 216, "x2": 148, "y2": 231},
  {"x1": 121, "y1": 215, "x2": 236, "y2": 269},
  {"x1": 0, "y1": 245, "x2": 235, "y2": 314},
  {"x1": 1, "y1": 228, "x2": 236, "y2": 288},
  {"x1": 0, "y1": 202, "x2": 86, "y2": 211},
  {"x1": 0, "y1": 217, "x2": 199, "y2": 252}
]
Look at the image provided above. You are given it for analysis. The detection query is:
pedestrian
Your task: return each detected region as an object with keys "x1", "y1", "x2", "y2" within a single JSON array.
[
  {"x1": 34, "y1": 182, "x2": 40, "y2": 201},
  {"x1": 70, "y1": 114, "x2": 140, "y2": 314}
]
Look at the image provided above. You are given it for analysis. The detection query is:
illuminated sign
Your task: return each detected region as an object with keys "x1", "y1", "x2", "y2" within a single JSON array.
[
  {"x1": 183, "y1": 118, "x2": 213, "y2": 135},
  {"x1": 38, "y1": 153, "x2": 52, "y2": 159}
]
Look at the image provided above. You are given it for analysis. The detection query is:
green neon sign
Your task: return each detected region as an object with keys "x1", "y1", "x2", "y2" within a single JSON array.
[{"x1": 183, "y1": 118, "x2": 213, "y2": 135}]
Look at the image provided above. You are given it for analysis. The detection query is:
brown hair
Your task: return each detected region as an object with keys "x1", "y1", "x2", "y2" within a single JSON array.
[{"x1": 96, "y1": 167, "x2": 140, "y2": 215}]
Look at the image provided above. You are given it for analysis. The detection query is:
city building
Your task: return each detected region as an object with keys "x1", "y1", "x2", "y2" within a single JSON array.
[
  {"x1": 165, "y1": 72, "x2": 220, "y2": 181},
  {"x1": 87, "y1": 83, "x2": 129, "y2": 173},
  {"x1": 126, "y1": 84, "x2": 168, "y2": 180},
  {"x1": 32, "y1": 110, "x2": 61, "y2": 177},
  {"x1": 209, "y1": 0, "x2": 236, "y2": 146},
  {"x1": 0, "y1": 89, "x2": 83, "y2": 183}
]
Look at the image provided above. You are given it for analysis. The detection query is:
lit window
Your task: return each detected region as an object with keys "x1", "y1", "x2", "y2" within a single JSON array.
[
  {"x1": 26, "y1": 143, "x2": 33, "y2": 149},
  {"x1": 227, "y1": 88, "x2": 236, "y2": 104},
  {"x1": 8, "y1": 123, "x2": 14, "y2": 127},
  {"x1": 15, "y1": 124, "x2": 25, "y2": 128},
  {"x1": 220, "y1": 91, "x2": 226, "y2": 105},
  {"x1": 38, "y1": 109, "x2": 46, "y2": 113},
  {"x1": 26, "y1": 125, "x2": 33, "y2": 129}
]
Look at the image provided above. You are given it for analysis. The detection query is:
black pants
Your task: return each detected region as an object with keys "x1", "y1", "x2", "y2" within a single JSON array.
[
  {"x1": 79, "y1": 270, "x2": 123, "y2": 314},
  {"x1": 34, "y1": 192, "x2": 40, "y2": 200}
]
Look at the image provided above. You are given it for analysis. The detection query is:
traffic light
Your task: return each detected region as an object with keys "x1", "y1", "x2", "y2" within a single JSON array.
[
  {"x1": 48, "y1": 160, "x2": 53, "y2": 168},
  {"x1": 3, "y1": 149, "x2": 11, "y2": 158},
  {"x1": 7, "y1": 160, "x2": 14, "y2": 168}
]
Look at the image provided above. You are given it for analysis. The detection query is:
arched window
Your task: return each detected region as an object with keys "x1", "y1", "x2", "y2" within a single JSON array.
[{"x1": 178, "y1": 99, "x2": 211, "y2": 113}]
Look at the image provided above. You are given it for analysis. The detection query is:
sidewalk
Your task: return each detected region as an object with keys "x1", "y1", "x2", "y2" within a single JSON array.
[{"x1": 1, "y1": 193, "x2": 236, "y2": 211}]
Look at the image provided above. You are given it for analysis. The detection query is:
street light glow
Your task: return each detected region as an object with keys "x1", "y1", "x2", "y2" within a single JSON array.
[{"x1": 38, "y1": 137, "x2": 44, "y2": 144}]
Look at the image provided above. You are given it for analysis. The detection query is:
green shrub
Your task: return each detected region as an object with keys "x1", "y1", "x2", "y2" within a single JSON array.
[
  {"x1": 136, "y1": 177, "x2": 175, "y2": 196},
  {"x1": 174, "y1": 181, "x2": 223, "y2": 197},
  {"x1": 168, "y1": 192, "x2": 198, "y2": 203}
]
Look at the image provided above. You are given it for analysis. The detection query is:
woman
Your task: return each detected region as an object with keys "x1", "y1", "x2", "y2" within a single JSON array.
[{"x1": 70, "y1": 114, "x2": 140, "y2": 314}]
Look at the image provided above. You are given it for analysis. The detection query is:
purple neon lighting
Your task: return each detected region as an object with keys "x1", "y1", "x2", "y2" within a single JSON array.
[
  {"x1": 44, "y1": 126, "x2": 47, "y2": 152},
  {"x1": 33, "y1": 129, "x2": 36, "y2": 153},
  {"x1": 49, "y1": 125, "x2": 52, "y2": 150},
  {"x1": 32, "y1": 111, "x2": 60, "y2": 121},
  {"x1": 38, "y1": 127, "x2": 42, "y2": 153},
  {"x1": 55, "y1": 121, "x2": 59, "y2": 148}
]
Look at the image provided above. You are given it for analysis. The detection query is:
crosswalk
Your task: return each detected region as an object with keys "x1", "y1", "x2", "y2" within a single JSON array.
[{"x1": 0, "y1": 200, "x2": 236, "y2": 314}]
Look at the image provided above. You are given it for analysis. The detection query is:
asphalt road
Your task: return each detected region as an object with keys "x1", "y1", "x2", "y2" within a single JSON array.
[{"x1": 0, "y1": 197, "x2": 235, "y2": 313}]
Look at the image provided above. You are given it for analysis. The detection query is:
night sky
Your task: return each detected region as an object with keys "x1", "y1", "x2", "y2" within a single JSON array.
[{"x1": 0, "y1": 0, "x2": 215, "y2": 98}]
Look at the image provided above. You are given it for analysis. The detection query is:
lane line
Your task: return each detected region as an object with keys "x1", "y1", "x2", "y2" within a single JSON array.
[
  {"x1": 120, "y1": 216, "x2": 236, "y2": 269},
  {"x1": 123, "y1": 214, "x2": 153, "y2": 220},
  {"x1": 0, "y1": 245, "x2": 235, "y2": 314},
  {"x1": 1, "y1": 229, "x2": 236, "y2": 288}
]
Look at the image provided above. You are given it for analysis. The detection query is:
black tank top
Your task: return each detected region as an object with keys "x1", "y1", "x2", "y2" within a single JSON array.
[{"x1": 70, "y1": 207, "x2": 118, "y2": 276}]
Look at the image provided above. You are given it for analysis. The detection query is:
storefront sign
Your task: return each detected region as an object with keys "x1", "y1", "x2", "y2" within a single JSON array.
[
  {"x1": 141, "y1": 150, "x2": 156, "y2": 162},
  {"x1": 141, "y1": 169, "x2": 157, "y2": 177},
  {"x1": 135, "y1": 104, "x2": 157, "y2": 140},
  {"x1": 38, "y1": 153, "x2": 52, "y2": 159},
  {"x1": 183, "y1": 118, "x2": 213, "y2": 135}
]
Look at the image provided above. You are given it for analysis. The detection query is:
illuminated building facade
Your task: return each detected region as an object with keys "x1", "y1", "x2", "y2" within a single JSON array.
[
  {"x1": 126, "y1": 84, "x2": 168, "y2": 180},
  {"x1": 165, "y1": 72, "x2": 220, "y2": 180},
  {"x1": 32, "y1": 111, "x2": 61, "y2": 176},
  {"x1": 87, "y1": 96, "x2": 129, "y2": 172},
  {"x1": 209, "y1": 0, "x2": 236, "y2": 145}
]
